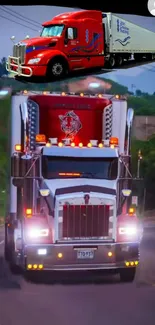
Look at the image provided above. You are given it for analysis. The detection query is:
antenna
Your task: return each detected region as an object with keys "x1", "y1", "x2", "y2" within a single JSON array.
[{"x1": 126, "y1": 108, "x2": 134, "y2": 155}]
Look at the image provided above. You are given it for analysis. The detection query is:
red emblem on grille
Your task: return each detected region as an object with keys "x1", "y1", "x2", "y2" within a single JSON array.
[
  {"x1": 59, "y1": 111, "x2": 82, "y2": 140},
  {"x1": 84, "y1": 194, "x2": 90, "y2": 205}
]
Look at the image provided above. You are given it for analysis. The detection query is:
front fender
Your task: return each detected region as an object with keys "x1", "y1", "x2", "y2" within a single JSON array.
[{"x1": 28, "y1": 49, "x2": 68, "y2": 65}]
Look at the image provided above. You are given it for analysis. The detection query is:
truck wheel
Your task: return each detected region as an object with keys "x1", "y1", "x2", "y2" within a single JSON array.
[
  {"x1": 4, "y1": 241, "x2": 10, "y2": 261},
  {"x1": 116, "y1": 56, "x2": 123, "y2": 67},
  {"x1": 10, "y1": 262, "x2": 22, "y2": 275},
  {"x1": 108, "y1": 56, "x2": 116, "y2": 68},
  {"x1": 9, "y1": 245, "x2": 22, "y2": 275},
  {"x1": 47, "y1": 58, "x2": 68, "y2": 80},
  {"x1": 119, "y1": 267, "x2": 136, "y2": 283}
]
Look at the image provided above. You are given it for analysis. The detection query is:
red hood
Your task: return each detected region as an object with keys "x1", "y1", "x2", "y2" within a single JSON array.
[{"x1": 20, "y1": 36, "x2": 59, "y2": 47}]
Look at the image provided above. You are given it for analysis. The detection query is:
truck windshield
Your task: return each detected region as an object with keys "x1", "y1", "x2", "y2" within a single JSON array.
[
  {"x1": 42, "y1": 156, "x2": 118, "y2": 180},
  {"x1": 40, "y1": 25, "x2": 64, "y2": 37}
]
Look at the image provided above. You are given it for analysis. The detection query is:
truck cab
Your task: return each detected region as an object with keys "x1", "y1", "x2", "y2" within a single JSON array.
[
  {"x1": 5, "y1": 91, "x2": 141, "y2": 282},
  {"x1": 6, "y1": 10, "x2": 104, "y2": 79}
]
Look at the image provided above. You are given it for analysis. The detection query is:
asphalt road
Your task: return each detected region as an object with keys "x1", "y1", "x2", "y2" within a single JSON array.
[{"x1": 0, "y1": 225, "x2": 155, "y2": 325}]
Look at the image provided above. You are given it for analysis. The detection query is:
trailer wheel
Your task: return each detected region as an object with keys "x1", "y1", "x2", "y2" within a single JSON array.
[
  {"x1": 108, "y1": 56, "x2": 116, "y2": 68},
  {"x1": 116, "y1": 56, "x2": 123, "y2": 67},
  {"x1": 119, "y1": 267, "x2": 136, "y2": 283},
  {"x1": 46, "y1": 57, "x2": 69, "y2": 80}
]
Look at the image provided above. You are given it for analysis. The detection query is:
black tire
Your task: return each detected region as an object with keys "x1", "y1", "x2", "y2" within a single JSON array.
[
  {"x1": 116, "y1": 56, "x2": 123, "y2": 67},
  {"x1": 4, "y1": 242, "x2": 10, "y2": 262},
  {"x1": 9, "y1": 246, "x2": 22, "y2": 275},
  {"x1": 46, "y1": 58, "x2": 68, "y2": 80},
  {"x1": 119, "y1": 267, "x2": 136, "y2": 283},
  {"x1": 108, "y1": 56, "x2": 116, "y2": 68},
  {"x1": 9, "y1": 263, "x2": 22, "y2": 275}
]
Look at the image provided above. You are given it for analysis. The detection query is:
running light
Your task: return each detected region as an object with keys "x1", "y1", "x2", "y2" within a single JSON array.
[
  {"x1": 128, "y1": 207, "x2": 136, "y2": 215},
  {"x1": 87, "y1": 142, "x2": 92, "y2": 148},
  {"x1": 15, "y1": 144, "x2": 22, "y2": 152},
  {"x1": 109, "y1": 137, "x2": 119, "y2": 146},
  {"x1": 79, "y1": 143, "x2": 83, "y2": 147},
  {"x1": 36, "y1": 134, "x2": 46, "y2": 143},
  {"x1": 71, "y1": 142, "x2": 75, "y2": 147},
  {"x1": 58, "y1": 142, "x2": 63, "y2": 147},
  {"x1": 26, "y1": 208, "x2": 32, "y2": 218},
  {"x1": 59, "y1": 172, "x2": 81, "y2": 176}
]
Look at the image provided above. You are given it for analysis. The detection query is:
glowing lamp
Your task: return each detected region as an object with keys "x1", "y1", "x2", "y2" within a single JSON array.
[
  {"x1": 128, "y1": 207, "x2": 136, "y2": 215},
  {"x1": 36, "y1": 134, "x2": 46, "y2": 143},
  {"x1": 15, "y1": 144, "x2": 21, "y2": 152},
  {"x1": 109, "y1": 137, "x2": 119, "y2": 146},
  {"x1": 26, "y1": 208, "x2": 32, "y2": 218}
]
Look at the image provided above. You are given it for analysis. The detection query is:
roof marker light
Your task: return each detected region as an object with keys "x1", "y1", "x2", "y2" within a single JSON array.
[
  {"x1": 36, "y1": 134, "x2": 46, "y2": 143},
  {"x1": 71, "y1": 142, "x2": 75, "y2": 147},
  {"x1": 80, "y1": 93, "x2": 84, "y2": 96},
  {"x1": 98, "y1": 94, "x2": 102, "y2": 98},
  {"x1": 58, "y1": 142, "x2": 63, "y2": 147},
  {"x1": 61, "y1": 92, "x2": 66, "y2": 96},
  {"x1": 98, "y1": 143, "x2": 103, "y2": 148},
  {"x1": 79, "y1": 142, "x2": 83, "y2": 148},
  {"x1": 87, "y1": 142, "x2": 92, "y2": 148}
]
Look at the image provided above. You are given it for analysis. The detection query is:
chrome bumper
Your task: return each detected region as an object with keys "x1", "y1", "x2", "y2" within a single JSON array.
[
  {"x1": 6, "y1": 56, "x2": 32, "y2": 77},
  {"x1": 24, "y1": 242, "x2": 139, "y2": 271}
]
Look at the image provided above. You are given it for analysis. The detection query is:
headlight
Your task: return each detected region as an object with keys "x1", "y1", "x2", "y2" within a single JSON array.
[
  {"x1": 28, "y1": 58, "x2": 41, "y2": 64},
  {"x1": 119, "y1": 226, "x2": 137, "y2": 235},
  {"x1": 27, "y1": 228, "x2": 49, "y2": 238}
]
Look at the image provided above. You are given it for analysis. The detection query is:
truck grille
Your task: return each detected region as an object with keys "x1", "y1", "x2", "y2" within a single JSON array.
[
  {"x1": 13, "y1": 44, "x2": 26, "y2": 64},
  {"x1": 60, "y1": 205, "x2": 111, "y2": 240}
]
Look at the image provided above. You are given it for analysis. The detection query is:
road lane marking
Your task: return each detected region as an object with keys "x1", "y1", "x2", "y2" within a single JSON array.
[{"x1": 0, "y1": 240, "x2": 4, "y2": 245}]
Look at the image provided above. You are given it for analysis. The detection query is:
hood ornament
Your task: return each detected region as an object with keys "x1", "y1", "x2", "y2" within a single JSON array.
[{"x1": 84, "y1": 194, "x2": 90, "y2": 205}]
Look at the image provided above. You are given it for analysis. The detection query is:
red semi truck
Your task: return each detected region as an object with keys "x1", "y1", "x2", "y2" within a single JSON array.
[
  {"x1": 6, "y1": 10, "x2": 155, "y2": 80},
  {"x1": 5, "y1": 91, "x2": 142, "y2": 282}
]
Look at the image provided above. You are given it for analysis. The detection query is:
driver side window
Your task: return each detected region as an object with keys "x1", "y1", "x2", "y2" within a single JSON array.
[{"x1": 66, "y1": 27, "x2": 78, "y2": 40}]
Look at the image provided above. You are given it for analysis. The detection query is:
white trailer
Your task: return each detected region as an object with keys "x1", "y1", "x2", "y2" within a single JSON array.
[{"x1": 103, "y1": 13, "x2": 155, "y2": 66}]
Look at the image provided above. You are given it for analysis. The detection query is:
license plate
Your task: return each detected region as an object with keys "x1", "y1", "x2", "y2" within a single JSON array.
[{"x1": 77, "y1": 250, "x2": 94, "y2": 259}]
